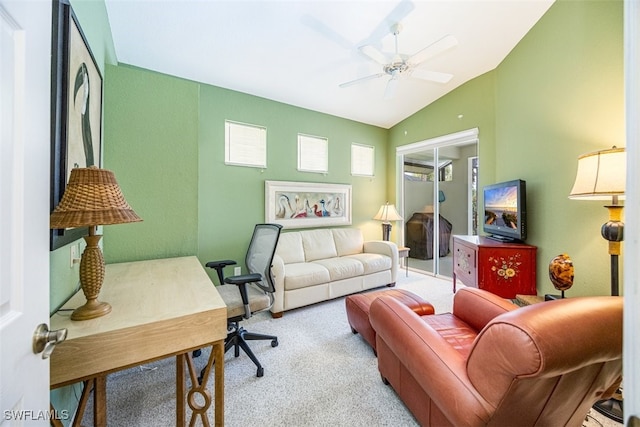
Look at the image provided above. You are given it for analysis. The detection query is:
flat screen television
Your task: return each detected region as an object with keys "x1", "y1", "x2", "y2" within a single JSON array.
[{"x1": 483, "y1": 179, "x2": 527, "y2": 242}]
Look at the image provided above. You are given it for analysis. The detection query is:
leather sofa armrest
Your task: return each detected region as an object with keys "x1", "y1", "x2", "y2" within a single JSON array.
[
  {"x1": 370, "y1": 296, "x2": 492, "y2": 426},
  {"x1": 453, "y1": 287, "x2": 518, "y2": 332}
]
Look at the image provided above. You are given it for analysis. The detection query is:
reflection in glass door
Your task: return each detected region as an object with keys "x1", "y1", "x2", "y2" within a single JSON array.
[{"x1": 397, "y1": 129, "x2": 479, "y2": 278}]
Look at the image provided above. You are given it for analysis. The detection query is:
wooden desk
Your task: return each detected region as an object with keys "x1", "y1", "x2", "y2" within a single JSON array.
[{"x1": 50, "y1": 256, "x2": 227, "y2": 426}]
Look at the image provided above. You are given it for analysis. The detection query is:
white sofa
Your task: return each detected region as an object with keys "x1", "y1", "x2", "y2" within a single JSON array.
[{"x1": 270, "y1": 228, "x2": 398, "y2": 317}]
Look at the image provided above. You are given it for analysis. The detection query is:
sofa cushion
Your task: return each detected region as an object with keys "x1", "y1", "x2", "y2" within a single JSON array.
[
  {"x1": 332, "y1": 228, "x2": 364, "y2": 256},
  {"x1": 301, "y1": 229, "x2": 338, "y2": 262},
  {"x1": 421, "y1": 313, "x2": 478, "y2": 358},
  {"x1": 275, "y1": 232, "x2": 305, "y2": 264},
  {"x1": 283, "y1": 262, "x2": 330, "y2": 290},
  {"x1": 312, "y1": 257, "x2": 364, "y2": 281},
  {"x1": 345, "y1": 253, "x2": 391, "y2": 275}
]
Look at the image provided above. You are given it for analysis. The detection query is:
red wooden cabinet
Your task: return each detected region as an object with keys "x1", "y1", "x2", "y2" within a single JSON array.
[{"x1": 452, "y1": 235, "x2": 537, "y2": 299}]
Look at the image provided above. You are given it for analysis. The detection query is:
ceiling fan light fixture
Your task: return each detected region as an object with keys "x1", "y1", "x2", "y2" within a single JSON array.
[{"x1": 339, "y1": 22, "x2": 457, "y2": 98}]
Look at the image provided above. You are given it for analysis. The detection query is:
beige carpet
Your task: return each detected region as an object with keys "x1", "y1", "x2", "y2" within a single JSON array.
[{"x1": 80, "y1": 271, "x2": 620, "y2": 426}]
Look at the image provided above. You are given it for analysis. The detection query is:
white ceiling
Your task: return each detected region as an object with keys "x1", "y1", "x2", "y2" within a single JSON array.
[{"x1": 104, "y1": 0, "x2": 554, "y2": 129}]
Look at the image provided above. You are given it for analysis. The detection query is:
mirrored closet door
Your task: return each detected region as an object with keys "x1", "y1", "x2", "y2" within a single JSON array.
[{"x1": 397, "y1": 129, "x2": 479, "y2": 277}]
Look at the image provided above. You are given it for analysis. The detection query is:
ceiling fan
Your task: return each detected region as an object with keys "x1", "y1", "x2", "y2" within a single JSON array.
[{"x1": 339, "y1": 24, "x2": 458, "y2": 100}]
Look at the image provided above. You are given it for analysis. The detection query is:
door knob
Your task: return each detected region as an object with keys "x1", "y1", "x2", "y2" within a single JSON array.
[{"x1": 33, "y1": 323, "x2": 67, "y2": 359}]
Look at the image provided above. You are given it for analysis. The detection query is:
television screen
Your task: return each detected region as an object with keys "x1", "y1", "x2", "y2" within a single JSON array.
[{"x1": 483, "y1": 179, "x2": 526, "y2": 242}]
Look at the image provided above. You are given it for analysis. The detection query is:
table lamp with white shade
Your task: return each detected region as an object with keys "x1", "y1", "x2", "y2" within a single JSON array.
[{"x1": 373, "y1": 202, "x2": 403, "y2": 241}]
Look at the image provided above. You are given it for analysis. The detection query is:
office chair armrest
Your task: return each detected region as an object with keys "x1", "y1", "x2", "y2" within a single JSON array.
[
  {"x1": 205, "y1": 259, "x2": 237, "y2": 285},
  {"x1": 224, "y1": 273, "x2": 262, "y2": 286},
  {"x1": 206, "y1": 259, "x2": 237, "y2": 269},
  {"x1": 225, "y1": 273, "x2": 262, "y2": 319}
]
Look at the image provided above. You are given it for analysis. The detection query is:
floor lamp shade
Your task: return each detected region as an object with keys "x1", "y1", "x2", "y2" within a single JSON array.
[
  {"x1": 50, "y1": 166, "x2": 142, "y2": 320},
  {"x1": 569, "y1": 147, "x2": 626, "y2": 201},
  {"x1": 373, "y1": 202, "x2": 403, "y2": 241}
]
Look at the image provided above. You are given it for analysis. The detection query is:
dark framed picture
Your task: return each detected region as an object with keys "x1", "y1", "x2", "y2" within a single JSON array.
[{"x1": 50, "y1": 0, "x2": 103, "y2": 250}]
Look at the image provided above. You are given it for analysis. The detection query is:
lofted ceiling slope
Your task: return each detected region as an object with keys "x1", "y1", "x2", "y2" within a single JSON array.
[{"x1": 104, "y1": 0, "x2": 554, "y2": 129}]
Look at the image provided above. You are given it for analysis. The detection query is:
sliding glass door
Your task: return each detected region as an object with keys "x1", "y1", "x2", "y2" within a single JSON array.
[{"x1": 397, "y1": 129, "x2": 479, "y2": 277}]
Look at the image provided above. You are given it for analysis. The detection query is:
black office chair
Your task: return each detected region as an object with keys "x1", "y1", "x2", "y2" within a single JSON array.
[{"x1": 205, "y1": 223, "x2": 282, "y2": 377}]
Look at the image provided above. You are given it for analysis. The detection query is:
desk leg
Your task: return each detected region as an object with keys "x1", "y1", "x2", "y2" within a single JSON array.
[
  {"x1": 94, "y1": 375, "x2": 107, "y2": 427},
  {"x1": 176, "y1": 354, "x2": 185, "y2": 426},
  {"x1": 176, "y1": 342, "x2": 224, "y2": 427},
  {"x1": 213, "y1": 341, "x2": 224, "y2": 427}
]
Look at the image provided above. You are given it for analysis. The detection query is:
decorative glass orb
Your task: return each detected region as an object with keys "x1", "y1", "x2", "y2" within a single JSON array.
[{"x1": 548, "y1": 253, "x2": 574, "y2": 292}]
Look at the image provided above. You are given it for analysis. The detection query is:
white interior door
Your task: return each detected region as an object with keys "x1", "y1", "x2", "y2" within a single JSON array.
[{"x1": 1, "y1": 1, "x2": 52, "y2": 423}]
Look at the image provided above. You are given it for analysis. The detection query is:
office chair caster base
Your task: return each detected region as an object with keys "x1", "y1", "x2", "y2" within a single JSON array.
[
  {"x1": 192, "y1": 349, "x2": 202, "y2": 358},
  {"x1": 271, "y1": 339, "x2": 278, "y2": 347},
  {"x1": 257, "y1": 367, "x2": 264, "y2": 377}
]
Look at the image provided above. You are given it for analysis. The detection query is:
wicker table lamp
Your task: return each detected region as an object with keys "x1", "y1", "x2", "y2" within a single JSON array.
[{"x1": 50, "y1": 166, "x2": 142, "y2": 320}]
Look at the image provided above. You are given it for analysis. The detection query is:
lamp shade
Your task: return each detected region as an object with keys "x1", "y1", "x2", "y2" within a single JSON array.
[
  {"x1": 373, "y1": 203, "x2": 403, "y2": 222},
  {"x1": 50, "y1": 166, "x2": 142, "y2": 229},
  {"x1": 568, "y1": 147, "x2": 626, "y2": 200}
]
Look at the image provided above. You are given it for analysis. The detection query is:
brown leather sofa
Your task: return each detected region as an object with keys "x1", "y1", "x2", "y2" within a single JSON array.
[{"x1": 369, "y1": 287, "x2": 623, "y2": 426}]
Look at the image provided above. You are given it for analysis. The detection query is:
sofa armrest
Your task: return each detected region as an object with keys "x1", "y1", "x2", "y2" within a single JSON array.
[
  {"x1": 269, "y1": 254, "x2": 285, "y2": 315},
  {"x1": 364, "y1": 240, "x2": 398, "y2": 281},
  {"x1": 370, "y1": 296, "x2": 492, "y2": 426},
  {"x1": 453, "y1": 287, "x2": 518, "y2": 332}
]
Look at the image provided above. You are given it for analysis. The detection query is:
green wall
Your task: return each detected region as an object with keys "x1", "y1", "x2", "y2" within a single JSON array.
[
  {"x1": 196, "y1": 84, "x2": 389, "y2": 272},
  {"x1": 388, "y1": 0, "x2": 624, "y2": 297},
  {"x1": 100, "y1": 66, "x2": 389, "y2": 279},
  {"x1": 389, "y1": 70, "x2": 497, "y2": 192},
  {"x1": 495, "y1": 0, "x2": 624, "y2": 296},
  {"x1": 102, "y1": 64, "x2": 200, "y2": 263}
]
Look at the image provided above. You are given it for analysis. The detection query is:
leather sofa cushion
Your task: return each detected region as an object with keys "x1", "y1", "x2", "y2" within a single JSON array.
[
  {"x1": 275, "y1": 232, "x2": 305, "y2": 264},
  {"x1": 345, "y1": 253, "x2": 391, "y2": 275},
  {"x1": 282, "y1": 262, "x2": 330, "y2": 290},
  {"x1": 312, "y1": 257, "x2": 364, "y2": 281},
  {"x1": 332, "y1": 228, "x2": 364, "y2": 256},
  {"x1": 301, "y1": 229, "x2": 338, "y2": 262},
  {"x1": 422, "y1": 313, "x2": 478, "y2": 358}
]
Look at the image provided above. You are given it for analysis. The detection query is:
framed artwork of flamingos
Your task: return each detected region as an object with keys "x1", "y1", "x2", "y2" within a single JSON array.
[{"x1": 265, "y1": 181, "x2": 352, "y2": 229}]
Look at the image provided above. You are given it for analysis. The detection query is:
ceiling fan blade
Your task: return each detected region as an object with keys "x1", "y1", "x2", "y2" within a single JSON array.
[
  {"x1": 408, "y1": 34, "x2": 458, "y2": 66},
  {"x1": 339, "y1": 73, "x2": 386, "y2": 88},
  {"x1": 384, "y1": 77, "x2": 399, "y2": 100},
  {"x1": 367, "y1": 0, "x2": 415, "y2": 43},
  {"x1": 411, "y1": 69, "x2": 454, "y2": 84},
  {"x1": 300, "y1": 15, "x2": 353, "y2": 50},
  {"x1": 359, "y1": 45, "x2": 388, "y2": 65}
]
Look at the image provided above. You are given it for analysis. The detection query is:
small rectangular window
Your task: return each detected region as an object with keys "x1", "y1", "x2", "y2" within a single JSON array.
[
  {"x1": 351, "y1": 143, "x2": 374, "y2": 176},
  {"x1": 225, "y1": 120, "x2": 267, "y2": 168},
  {"x1": 298, "y1": 134, "x2": 328, "y2": 173}
]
